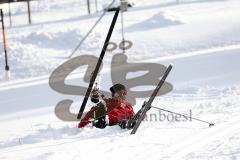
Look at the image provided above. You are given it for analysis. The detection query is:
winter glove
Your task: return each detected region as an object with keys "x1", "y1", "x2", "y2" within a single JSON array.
[
  {"x1": 91, "y1": 88, "x2": 100, "y2": 103},
  {"x1": 126, "y1": 119, "x2": 136, "y2": 129},
  {"x1": 118, "y1": 119, "x2": 136, "y2": 129},
  {"x1": 93, "y1": 117, "x2": 106, "y2": 129},
  {"x1": 118, "y1": 120, "x2": 127, "y2": 129}
]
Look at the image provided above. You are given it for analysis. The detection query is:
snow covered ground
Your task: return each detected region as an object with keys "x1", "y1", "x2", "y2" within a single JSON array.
[{"x1": 0, "y1": 0, "x2": 240, "y2": 159}]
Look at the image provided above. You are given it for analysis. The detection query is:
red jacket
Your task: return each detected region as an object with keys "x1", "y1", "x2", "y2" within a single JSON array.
[{"x1": 78, "y1": 98, "x2": 135, "y2": 128}]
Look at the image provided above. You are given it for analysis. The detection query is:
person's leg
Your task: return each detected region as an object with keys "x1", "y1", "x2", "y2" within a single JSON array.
[
  {"x1": 119, "y1": 103, "x2": 149, "y2": 129},
  {"x1": 118, "y1": 108, "x2": 143, "y2": 129},
  {"x1": 92, "y1": 102, "x2": 107, "y2": 129}
]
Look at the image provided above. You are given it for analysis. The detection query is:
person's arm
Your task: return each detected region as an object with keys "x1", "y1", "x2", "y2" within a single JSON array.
[{"x1": 78, "y1": 108, "x2": 94, "y2": 128}]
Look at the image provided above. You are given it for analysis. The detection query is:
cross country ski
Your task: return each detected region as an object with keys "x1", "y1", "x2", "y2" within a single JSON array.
[
  {"x1": 77, "y1": 8, "x2": 120, "y2": 120},
  {"x1": 131, "y1": 64, "x2": 173, "y2": 134}
]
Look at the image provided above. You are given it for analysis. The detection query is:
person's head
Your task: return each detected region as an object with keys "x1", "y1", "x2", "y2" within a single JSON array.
[{"x1": 110, "y1": 84, "x2": 127, "y2": 100}]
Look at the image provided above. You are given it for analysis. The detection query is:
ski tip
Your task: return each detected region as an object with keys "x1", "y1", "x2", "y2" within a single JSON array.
[{"x1": 169, "y1": 63, "x2": 174, "y2": 67}]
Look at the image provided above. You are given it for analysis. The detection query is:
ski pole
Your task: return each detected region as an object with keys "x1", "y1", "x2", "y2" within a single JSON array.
[
  {"x1": 0, "y1": 9, "x2": 10, "y2": 71},
  {"x1": 151, "y1": 105, "x2": 214, "y2": 127}
]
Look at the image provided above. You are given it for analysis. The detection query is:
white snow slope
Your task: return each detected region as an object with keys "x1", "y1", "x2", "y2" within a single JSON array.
[{"x1": 0, "y1": 0, "x2": 240, "y2": 160}]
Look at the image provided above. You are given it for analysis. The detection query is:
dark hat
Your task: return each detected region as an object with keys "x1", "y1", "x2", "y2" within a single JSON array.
[{"x1": 110, "y1": 83, "x2": 126, "y2": 94}]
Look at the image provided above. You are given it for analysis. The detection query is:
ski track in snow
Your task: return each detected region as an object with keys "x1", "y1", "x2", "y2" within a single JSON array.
[{"x1": 149, "y1": 115, "x2": 240, "y2": 159}]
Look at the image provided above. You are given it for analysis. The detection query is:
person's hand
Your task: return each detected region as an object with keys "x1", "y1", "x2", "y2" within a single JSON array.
[
  {"x1": 91, "y1": 87, "x2": 99, "y2": 98},
  {"x1": 118, "y1": 120, "x2": 127, "y2": 129},
  {"x1": 126, "y1": 119, "x2": 136, "y2": 129}
]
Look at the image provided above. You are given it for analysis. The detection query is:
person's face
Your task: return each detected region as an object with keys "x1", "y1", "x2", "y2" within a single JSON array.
[{"x1": 114, "y1": 89, "x2": 127, "y2": 100}]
